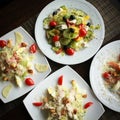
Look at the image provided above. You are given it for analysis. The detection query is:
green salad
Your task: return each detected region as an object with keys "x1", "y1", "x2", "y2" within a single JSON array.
[
  {"x1": 0, "y1": 32, "x2": 34, "y2": 87},
  {"x1": 43, "y1": 5, "x2": 100, "y2": 55},
  {"x1": 34, "y1": 75, "x2": 93, "y2": 120}
]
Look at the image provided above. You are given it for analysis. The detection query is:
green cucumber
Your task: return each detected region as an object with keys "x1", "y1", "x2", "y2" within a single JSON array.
[
  {"x1": 63, "y1": 29, "x2": 78, "y2": 39},
  {"x1": 60, "y1": 38, "x2": 71, "y2": 45}
]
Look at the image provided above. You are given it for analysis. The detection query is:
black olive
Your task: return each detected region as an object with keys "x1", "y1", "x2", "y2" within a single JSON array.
[
  {"x1": 69, "y1": 28, "x2": 74, "y2": 33},
  {"x1": 63, "y1": 45, "x2": 68, "y2": 50},
  {"x1": 63, "y1": 16, "x2": 67, "y2": 22},
  {"x1": 69, "y1": 15, "x2": 75, "y2": 20},
  {"x1": 53, "y1": 11, "x2": 57, "y2": 16},
  {"x1": 87, "y1": 22, "x2": 91, "y2": 27}
]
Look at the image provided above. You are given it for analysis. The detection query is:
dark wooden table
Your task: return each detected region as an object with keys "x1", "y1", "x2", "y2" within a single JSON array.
[{"x1": 0, "y1": 0, "x2": 120, "y2": 120}]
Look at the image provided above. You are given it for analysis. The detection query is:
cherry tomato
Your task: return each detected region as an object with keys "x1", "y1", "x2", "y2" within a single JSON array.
[
  {"x1": 49, "y1": 21, "x2": 57, "y2": 27},
  {"x1": 29, "y1": 43, "x2": 37, "y2": 53},
  {"x1": 65, "y1": 48, "x2": 75, "y2": 55},
  {"x1": 78, "y1": 24, "x2": 84, "y2": 29},
  {"x1": 52, "y1": 35, "x2": 60, "y2": 42},
  {"x1": 32, "y1": 102, "x2": 43, "y2": 107},
  {"x1": 79, "y1": 28, "x2": 87, "y2": 37},
  {"x1": 84, "y1": 102, "x2": 93, "y2": 109},
  {"x1": 55, "y1": 48, "x2": 62, "y2": 54},
  {"x1": 58, "y1": 75, "x2": 63, "y2": 85},
  {"x1": 0, "y1": 40, "x2": 7, "y2": 48},
  {"x1": 25, "y1": 78, "x2": 35, "y2": 86},
  {"x1": 102, "y1": 72, "x2": 111, "y2": 79}
]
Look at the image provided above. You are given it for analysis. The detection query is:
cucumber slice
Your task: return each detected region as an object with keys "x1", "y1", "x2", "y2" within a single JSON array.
[
  {"x1": 60, "y1": 38, "x2": 71, "y2": 45},
  {"x1": 43, "y1": 18, "x2": 50, "y2": 29},
  {"x1": 48, "y1": 29, "x2": 60, "y2": 36},
  {"x1": 63, "y1": 29, "x2": 78, "y2": 39},
  {"x1": 69, "y1": 41, "x2": 81, "y2": 51}
]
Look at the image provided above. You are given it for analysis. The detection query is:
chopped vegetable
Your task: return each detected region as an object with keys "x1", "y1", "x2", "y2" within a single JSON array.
[
  {"x1": 33, "y1": 102, "x2": 43, "y2": 106},
  {"x1": 29, "y1": 43, "x2": 37, "y2": 53},
  {"x1": 49, "y1": 20, "x2": 57, "y2": 27},
  {"x1": 33, "y1": 75, "x2": 93, "y2": 119},
  {"x1": 84, "y1": 102, "x2": 93, "y2": 109},
  {"x1": 52, "y1": 35, "x2": 60, "y2": 42},
  {"x1": 65, "y1": 48, "x2": 75, "y2": 55},
  {"x1": 102, "y1": 72, "x2": 111, "y2": 79},
  {"x1": 15, "y1": 75, "x2": 23, "y2": 87},
  {"x1": 43, "y1": 5, "x2": 100, "y2": 55},
  {"x1": 0, "y1": 40, "x2": 7, "y2": 48},
  {"x1": 58, "y1": 75, "x2": 63, "y2": 85},
  {"x1": 79, "y1": 27, "x2": 87, "y2": 37},
  {"x1": 25, "y1": 78, "x2": 35, "y2": 86}
]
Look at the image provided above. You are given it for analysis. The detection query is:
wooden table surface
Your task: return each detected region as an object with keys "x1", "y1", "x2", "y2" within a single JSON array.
[{"x1": 0, "y1": 0, "x2": 120, "y2": 120}]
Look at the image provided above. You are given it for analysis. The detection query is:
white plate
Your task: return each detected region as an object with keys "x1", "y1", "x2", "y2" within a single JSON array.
[
  {"x1": 35, "y1": 0, "x2": 105, "y2": 65},
  {"x1": 0, "y1": 26, "x2": 51, "y2": 103},
  {"x1": 23, "y1": 66, "x2": 104, "y2": 120},
  {"x1": 90, "y1": 40, "x2": 120, "y2": 112}
]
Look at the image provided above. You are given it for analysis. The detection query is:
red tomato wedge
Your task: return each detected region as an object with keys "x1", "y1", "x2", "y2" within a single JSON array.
[
  {"x1": 0, "y1": 40, "x2": 7, "y2": 48},
  {"x1": 49, "y1": 21, "x2": 57, "y2": 27},
  {"x1": 55, "y1": 48, "x2": 62, "y2": 54},
  {"x1": 102, "y1": 72, "x2": 111, "y2": 79},
  {"x1": 52, "y1": 35, "x2": 60, "y2": 42},
  {"x1": 32, "y1": 102, "x2": 43, "y2": 107},
  {"x1": 25, "y1": 78, "x2": 35, "y2": 86},
  {"x1": 66, "y1": 48, "x2": 75, "y2": 55},
  {"x1": 84, "y1": 102, "x2": 93, "y2": 109},
  {"x1": 58, "y1": 75, "x2": 63, "y2": 85},
  {"x1": 79, "y1": 28, "x2": 87, "y2": 37},
  {"x1": 29, "y1": 43, "x2": 37, "y2": 53}
]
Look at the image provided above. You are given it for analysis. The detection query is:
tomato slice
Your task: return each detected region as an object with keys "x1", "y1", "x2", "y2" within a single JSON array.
[
  {"x1": 25, "y1": 78, "x2": 35, "y2": 86},
  {"x1": 49, "y1": 21, "x2": 57, "y2": 27},
  {"x1": 65, "y1": 48, "x2": 75, "y2": 55},
  {"x1": 78, "y1": 24, "x2": 84, "y2": 29},
  {"x1": 58, "y1": 75, "x2": 63, "y2": 85},
  {"x1": 84, "y1": 102, "x2": 93, "y2": 109},
  {"x1": 0, "y1": 40, "x2": 7, "y2": 48},
  {"x1": 102, "y1": 72, "x2": 111, "y2": 79},
  {"x1": 52, "y1": 35, "x2": 60, "y2": 42},
  {"x1": 79, "y1": 28, "x2": 87, "y2": 37},
  {"x1": 29, "y1": 43, "x2": 37, "y2": 53},
  {"x1": 32, "y1": 102, "x2": 43, "y2": 107},
  {"x1": 55, "y1": 48, "x2": 62, "y2": 54}
]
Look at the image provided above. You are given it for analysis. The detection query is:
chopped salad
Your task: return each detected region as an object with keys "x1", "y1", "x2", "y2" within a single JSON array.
[
  {"x1": 33, "y1": 75, "x2": 93, "y2": 120},
  {"x1": 0, "y1": 32, "x2": 48, "y2": 96},
  {"x1": 43, "y1": 5, "x2": 100, "y2": 55},
  {"x1": 102, "y1": 54, "x2": 120, "y2": 96}
]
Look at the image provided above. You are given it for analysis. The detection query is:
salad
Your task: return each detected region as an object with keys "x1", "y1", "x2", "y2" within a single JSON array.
[
  {"x1": 43, "y1": 5, "x2": 100, "y2": 55},
  {"x1": 32, "y1": 75, "x2": 93, "y2": 120},
  {"x1": 102, "y1": 54, "x2": 120, "y2": 96},
  {"x1": 0, "y1": 32, "x2": 48, "y2": 97}
]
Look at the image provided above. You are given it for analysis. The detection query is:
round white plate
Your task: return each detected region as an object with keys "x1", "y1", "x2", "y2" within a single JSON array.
[
  {"x1": 35, "y1": 0, "x2": 105, "y2": 65},
  {"x1": 90, "y1": 40, "x2": 120, "y2": 112}
]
